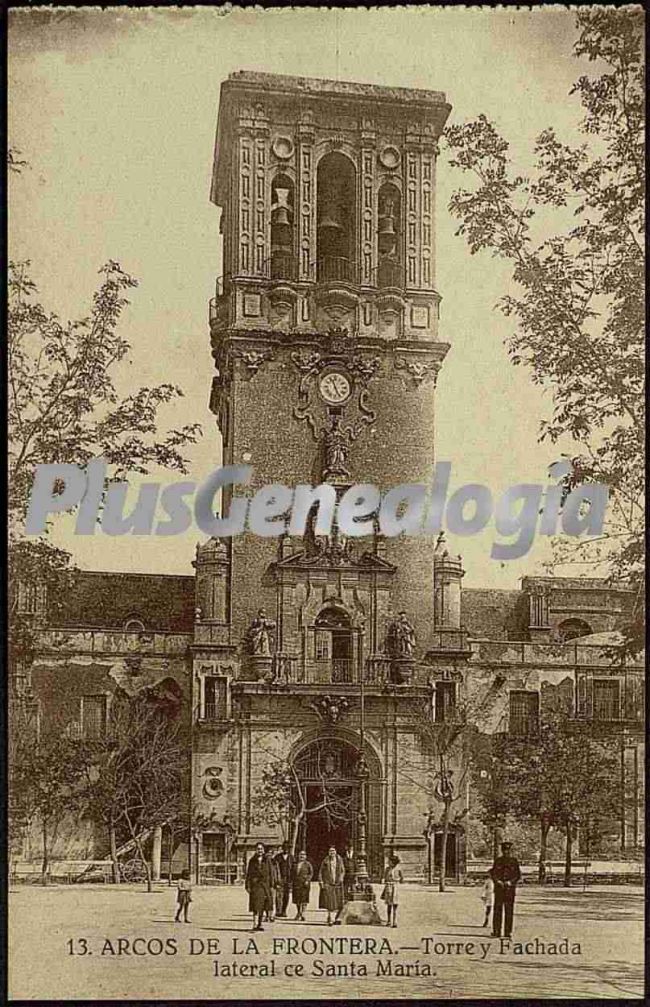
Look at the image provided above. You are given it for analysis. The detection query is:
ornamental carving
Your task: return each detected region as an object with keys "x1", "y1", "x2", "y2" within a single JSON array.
[
  {"x1": 308, "y1": 695, "x2": 350, "y2": 724},
  {"x1": 245, "y1": 608, "x2": 276, "y2": 656},
  {"x1": 233, "y1": 346, "x2": 275, "y2": 376},
  {"x1": 202, "y1": 766, "x2": 224, "y2": 800},
  {"x1": 323, "y1": 413, "x2": 351, "y2": 480},
  {"x1": 395, "y1": 355, "x2": 440, "y2": 388},
  {"x1": 290, "y1": 330, "x2": 378, "y2": 443}
]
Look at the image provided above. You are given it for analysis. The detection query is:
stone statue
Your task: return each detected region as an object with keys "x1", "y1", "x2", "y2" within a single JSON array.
[
  {"x1": 387, "y1": 611, "x2": 416, "y2": 658},
  {"x1": 247, "y1": 608, "x2": 276, "y2": 656},
  {"x1": 323, "y1": 413, "x2": 350, "y2": 479}
]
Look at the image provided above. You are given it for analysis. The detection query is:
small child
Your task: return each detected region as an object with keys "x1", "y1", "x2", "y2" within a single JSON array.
[
  {"x1": 175, "y1": 870, "x2": 192, "y2": 923},
  {"x1": 480, "y1": 868, "x2": 494, "y2": 927}
]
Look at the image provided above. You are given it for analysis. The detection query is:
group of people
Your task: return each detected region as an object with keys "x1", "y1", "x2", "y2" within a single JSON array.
[
  {"x1": 245, "y1": 843, "x2": 404, "y2": 930},
  {"x1": 176, "y1": 837, "x2": 522, "y2": 936}
]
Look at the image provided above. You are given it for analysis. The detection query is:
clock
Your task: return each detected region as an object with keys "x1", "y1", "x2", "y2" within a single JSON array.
[{"x1": 318, "y1": 370, "x2": 352, "y2": 405}]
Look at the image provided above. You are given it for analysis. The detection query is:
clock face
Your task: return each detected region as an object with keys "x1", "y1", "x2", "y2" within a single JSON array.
[{"x1": 319, "y1": 371, "x2": 351, "y2": 405}]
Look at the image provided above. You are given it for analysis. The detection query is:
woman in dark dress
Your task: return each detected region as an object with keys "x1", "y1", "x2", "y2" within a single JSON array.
[
  {"x1": 318, "y1": 846, "x2": 345, "y2": 925},
  {"x1": 291, "y1": 850, "x2": 313, "y2": 921},
  {"x1": 245, "y1": 843, "x2": 273, "y2": 931}
]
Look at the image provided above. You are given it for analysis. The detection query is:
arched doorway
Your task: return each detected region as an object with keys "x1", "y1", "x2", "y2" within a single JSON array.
[{"x1": 291, "y1": 735, "x2": 382, "y2": 879}]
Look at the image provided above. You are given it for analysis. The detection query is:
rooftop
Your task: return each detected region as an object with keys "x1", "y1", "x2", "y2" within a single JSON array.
[{"x1": 223, "y1": 70, "x2": 448, "y2": 107}]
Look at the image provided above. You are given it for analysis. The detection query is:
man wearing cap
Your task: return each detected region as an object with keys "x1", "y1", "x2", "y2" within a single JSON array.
[{"x1": 491, "y1": 841, "x2": 521, "y2": 938}]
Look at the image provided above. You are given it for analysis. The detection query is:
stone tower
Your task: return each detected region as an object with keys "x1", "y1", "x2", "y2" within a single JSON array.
[{"x1": 193, "y1": 71, "x2": 462, "y2": 882}]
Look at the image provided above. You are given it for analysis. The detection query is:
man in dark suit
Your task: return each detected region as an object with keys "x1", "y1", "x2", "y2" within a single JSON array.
[
  {"x1": 274, "y1": 842, "x2": 295, "y2": 918},
  {"x1": 245, "y1": 843, "x2": 274, "y2": 932},
  {"x1": 491, "y1": 841, "x2": 522, "y2": 938}
]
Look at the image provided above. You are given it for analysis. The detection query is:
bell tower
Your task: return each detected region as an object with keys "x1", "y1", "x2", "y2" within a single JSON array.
[
  {"x1": 208, "y1": 71, "x2": 452, "y2": 660},
  {"x1": 198, "y1": 72, "x2": 456, "y2": 879}
]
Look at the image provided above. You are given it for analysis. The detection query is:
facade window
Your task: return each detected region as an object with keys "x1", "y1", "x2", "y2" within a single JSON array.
[
  {"x1": 81, "y1": 695, "x2": 108, "y2": 738},
  {"x1": 315, "y1": 630, "x2": 331, "y2": 660},
  {"x1": 509, "y1": 690, "x2": 539, "y2": 736},
  {"x1": 435, "y1": 681, "x2": 456, "y2": 723},
  {"x1": 204, "y1": 676, "x2": 228, "y2": 720},
  {"x1": 593, "y1": 679, "x2": 620, "y2": 721},
  {"x1": 202, "y1": 832, "x2": 226, "y2": 863}
]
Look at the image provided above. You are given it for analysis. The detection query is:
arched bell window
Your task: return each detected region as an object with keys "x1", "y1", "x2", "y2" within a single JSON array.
[
  {"x1": 270, "y1": 173, "x2": 295, "y2": 279},
  {"x1": 316, "y1": 152, "x2": 356, "y2": 283},
  {"x1": 377, "y1": 183, "x2": 402, "y2": 288}
]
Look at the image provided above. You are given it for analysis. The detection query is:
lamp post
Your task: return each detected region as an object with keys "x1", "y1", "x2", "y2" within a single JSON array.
[{"x1": 354, "y1": 648, "x2": 370, "y2": 886}]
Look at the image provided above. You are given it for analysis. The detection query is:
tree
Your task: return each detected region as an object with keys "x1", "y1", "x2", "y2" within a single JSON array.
[
  {"x1": 476, "y1": 711, "x2": 621, "y2": 886},
  {"x1": 8, "y1": 257, "x2": 202, "y2": 529},
  {"x1": 445, "y1": 9, "x2": 645, "y2": 650},
  {"x1": 251, "y1": 747, "x2": 356, "y2": 855},
  {"x1": 11, "y1": 725, "x2": 91, "y2": 882},
  {"x1": 82, "y1": 690, "x2": 189, "y2": 889},
  {"x1": 401, "y1": 692, "x2": 479, "y2": 892}
]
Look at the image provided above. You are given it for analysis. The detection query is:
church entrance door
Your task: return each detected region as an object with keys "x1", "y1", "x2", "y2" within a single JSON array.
[{"x1": 292, "y1": 737, "x2": 382, "y2": 879}]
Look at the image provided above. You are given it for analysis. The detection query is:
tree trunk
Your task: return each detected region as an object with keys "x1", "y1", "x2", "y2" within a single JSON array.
[
  {"x1": 133, "y1": 832, "x2": 153, "y2": 892},
  {"x1": 538, "y1": 818, "x2": 550, "y2": 884},
  {"x1": 438, "y1": 802, "x2": 450, "y2": 893},
  {"x1": 41, "y1": 818, "x2": 49, "y2": 884},
  {"x1": 564, "y1": 822, "x2": 573, "y2": 888},
  {"x1": 167, "y1": 826, "x2": 175, "y2": 886},
  {"x1": 109, "y1": 820, "x2": 120, "y2": 885}
]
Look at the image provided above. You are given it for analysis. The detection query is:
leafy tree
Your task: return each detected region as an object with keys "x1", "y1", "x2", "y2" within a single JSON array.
[
  {"x1": 445, "y1": 9, "x2": 645, "y2": 649},
  {"x1": 8, "y1": 257, "x2": 201, "y2": 528},
  {"x1": 11, "y1": 725, "x2": 92, "y2": 882},
  {"x1": 475, "y1": 710, "x2": 621, "y2": 885}
]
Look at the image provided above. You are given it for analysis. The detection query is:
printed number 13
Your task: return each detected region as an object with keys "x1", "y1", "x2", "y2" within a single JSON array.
[{"x1": 67, "y1": 938, "x2": 90, "y2": 955}]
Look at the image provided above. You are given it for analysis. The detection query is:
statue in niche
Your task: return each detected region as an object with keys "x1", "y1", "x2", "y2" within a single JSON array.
[
  {"x1": 387, "y1": 611, "x2": 416, "y2": 658},
  {"x1": 247, "y1": 608, "x2": 276, "y2": 656},
  {"x1": 323, "y1": 413, "x2": 350, "y2": 480}
]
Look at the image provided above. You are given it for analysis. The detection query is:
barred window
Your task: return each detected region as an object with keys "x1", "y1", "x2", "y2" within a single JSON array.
[
  {"x1": 509, "y1": 690, "x2": 539, "y2": 736},
  {"x1": 593, "y1": 679, "x2": 620, "y2": 721},
  {"x1": 81, "y1": 695, "x2": 107, "y2": 738},
  {"x1": 204, "y1": 677, "x2": 228, "y2": 720}
]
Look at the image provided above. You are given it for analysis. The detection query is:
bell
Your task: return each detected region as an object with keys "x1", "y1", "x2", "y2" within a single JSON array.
[
  {"x1": 378, "y1": 214, "x2": 396, "y2": 237},
  {"x1": 318, "y1": 197, "x2": 344, "y2": 233},
  {"x1": 272, "y1": 205, "x2": 291, "y2": 227}
]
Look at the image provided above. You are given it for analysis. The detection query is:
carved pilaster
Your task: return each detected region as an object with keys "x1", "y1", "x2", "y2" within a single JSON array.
[
  {"x1": 297, "y1": 111, "x2": 316, "y2": 283},
  {"x1": 360, "y1": 118, "x2": 377, "y2": 286}
]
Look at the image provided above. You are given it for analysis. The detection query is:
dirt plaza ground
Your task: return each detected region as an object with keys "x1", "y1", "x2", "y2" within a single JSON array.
[{"x1": 9, "y1": 882, "x2": 644, "y2": 1000}]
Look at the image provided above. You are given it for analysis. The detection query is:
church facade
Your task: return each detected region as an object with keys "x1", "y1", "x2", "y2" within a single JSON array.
[{"x1": 13, "y1": 72, "x2": 644, "y2": 882}]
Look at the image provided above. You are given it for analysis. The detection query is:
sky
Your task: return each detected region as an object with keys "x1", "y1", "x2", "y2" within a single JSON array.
[{"x1": 8, "y1": 6, "x2": 591, "y2": 588}]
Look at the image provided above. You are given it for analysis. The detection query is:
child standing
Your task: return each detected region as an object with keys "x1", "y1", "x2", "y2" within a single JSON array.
[
  {"x1": 175, "y1": 870, "x2": 192, "y2": 923},
  {"x1": 480, "y1": 868, "x2": 494, "y2": 927},
  {"x1": 381, "y1": 854, "x2": 403, "y2": 928}
]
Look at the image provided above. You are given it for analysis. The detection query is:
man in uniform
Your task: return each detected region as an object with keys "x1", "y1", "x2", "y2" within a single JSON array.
[{"x1": 491, "y1": 841, "x2": 521, "y2": 938}]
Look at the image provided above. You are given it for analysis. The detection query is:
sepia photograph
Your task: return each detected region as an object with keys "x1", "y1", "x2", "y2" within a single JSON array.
[{"x1": 7, "y1": 5, "x2": 645, "y2": 1001}]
